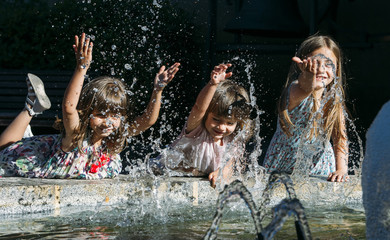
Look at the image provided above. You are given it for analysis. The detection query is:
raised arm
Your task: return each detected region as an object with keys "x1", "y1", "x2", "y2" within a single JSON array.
[
  {"x1": 61, "y1": 33, "x2": 93, "y2": 151},
  {"x1": 128, "y1": 63, "x2": 180, "y2": 136},
  {"x1": 186, "y1": 63, "x2": 232, "y2": 133}
]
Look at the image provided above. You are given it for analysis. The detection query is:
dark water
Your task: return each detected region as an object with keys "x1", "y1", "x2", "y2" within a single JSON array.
[{"x1": 0, "y1": 204, "x2": 365, "y2": 240}]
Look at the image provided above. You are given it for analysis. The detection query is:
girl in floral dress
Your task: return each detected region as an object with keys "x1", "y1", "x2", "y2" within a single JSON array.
[
  {"x1": 0, "y1": 33, "x2": 180, "y2": 179},
  {"x1": 263, "y1": 34, "x2": 349, "y2": 182}
]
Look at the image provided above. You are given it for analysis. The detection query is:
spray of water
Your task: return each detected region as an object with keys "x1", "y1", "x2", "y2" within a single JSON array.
[{"x1": 204, "y1": 172, "x2": 312, "y2": 240}]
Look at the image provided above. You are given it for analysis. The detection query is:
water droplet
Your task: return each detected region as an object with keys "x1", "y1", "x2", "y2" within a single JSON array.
[
  {"x1": 153, "y1": 0, "x2": 162, "y2": 8},
  {"x1": 124, "y1": 64, "x2": 132, "y2": 70},
  {"x1": 139, "y1": 25, "x2": 149, "y2": 31}
]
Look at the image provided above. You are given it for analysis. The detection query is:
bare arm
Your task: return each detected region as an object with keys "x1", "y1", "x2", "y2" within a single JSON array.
[
  {"x1": 61, "y1": 33, "x2": 93, "y2": 151},
  {"x1": 208, "y1": 157, "x2": 235, "y2": 188},
  {"x1": 288, "y1": 57, "x2": 324, "y2": 111},
  {"x1": 186, "y1": 63, "x2": 232, "y2": 133},
  {"x1": 128, "y1": 63, "x2": 180, "y2": 136},
  {"x1": 328, "y1": 111, "x2": 349, "y2": 182}
]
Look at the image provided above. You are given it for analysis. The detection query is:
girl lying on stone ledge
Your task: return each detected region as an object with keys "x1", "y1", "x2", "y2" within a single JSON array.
[{"x1": 0, "y1": 33, "x2": 179, "y2": 179}]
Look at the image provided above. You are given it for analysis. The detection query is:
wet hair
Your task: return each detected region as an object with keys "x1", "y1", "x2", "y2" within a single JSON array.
[
  {"x1": 74, "y1": 76, "x2": 129, "y2": 154},
  {"x1": 278, "y1": 34, "x2": 348, "y2": 149},
  {"x1": 203, "y1": 80, "x2": 253, "y2": 141}
]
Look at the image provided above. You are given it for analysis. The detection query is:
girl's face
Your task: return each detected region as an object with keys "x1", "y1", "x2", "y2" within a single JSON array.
[
  {"x1": 205, "y1": 112, "x2": 237, "y2": 142},
  {"x1": 308, "y1": 47, "x2": 338, "y2": 89},
  {"x1": 90, "y1": 110, "x2": 121, "y2": 139}
]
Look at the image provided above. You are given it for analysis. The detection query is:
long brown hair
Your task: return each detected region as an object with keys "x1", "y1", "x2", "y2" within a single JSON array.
[
  {"x1": 56, "y1": 77, "x2": 129, "y2": 154},
  {"x1": 278, "y1": 34, "x2": 348, "y2": 149}
]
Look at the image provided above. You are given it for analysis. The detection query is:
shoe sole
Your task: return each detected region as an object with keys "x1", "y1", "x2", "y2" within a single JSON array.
[{"x1": 27, "y1": 73, "x2": 51, "y2": 111}]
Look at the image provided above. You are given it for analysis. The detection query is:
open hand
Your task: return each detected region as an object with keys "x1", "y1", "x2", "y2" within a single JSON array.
[
  {"x1": 154, "y1": 62, "x2": 180, "y2": 91},
  {"x1": 210, "y1": 63, "x2": 233, "y2": 85},
  {"x1": 292, "y1": 55, "x2": 330, "y2": 92},
  {"x1": 327, "y1": 170, "x2": 349, "y2": 182},
  {"x1": 73, "y1": 33, "x2": 93, "y2": 70},
  {"x1": 293, "y1": 56, "x2": 318, "y2": 81}
]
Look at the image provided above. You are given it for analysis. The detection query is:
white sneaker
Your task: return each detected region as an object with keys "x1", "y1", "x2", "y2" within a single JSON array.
[{"x1": 25, "y1": 73, "x2": 51, "y2": 116}]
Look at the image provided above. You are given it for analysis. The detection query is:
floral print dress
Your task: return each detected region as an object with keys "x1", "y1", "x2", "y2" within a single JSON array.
[
  {"x1": 263, "y1": 92, "x2": 336, "y2": 176},
  {"x1": 0, "y1": 134, "x2": 121, "y2": 179}
]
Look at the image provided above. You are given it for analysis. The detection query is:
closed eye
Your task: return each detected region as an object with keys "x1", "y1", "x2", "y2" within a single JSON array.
[{"x1": 95, "y1": 113, "x2": 106, "y2": 118}]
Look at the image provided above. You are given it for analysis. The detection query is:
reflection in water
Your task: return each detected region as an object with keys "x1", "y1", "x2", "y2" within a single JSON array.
[{"x1": 204, "y1": 172, "x2": 312, "y2": 240}]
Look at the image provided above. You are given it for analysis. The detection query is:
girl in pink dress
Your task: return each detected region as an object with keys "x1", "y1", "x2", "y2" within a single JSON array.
[{"x1": 156, "y1": 63, "x2": 253, "y2": 188}]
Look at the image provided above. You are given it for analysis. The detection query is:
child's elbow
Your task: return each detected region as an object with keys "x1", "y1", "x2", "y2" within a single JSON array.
[{"x1": 62, "y1": 103, "x2": 76, "y2": 115}]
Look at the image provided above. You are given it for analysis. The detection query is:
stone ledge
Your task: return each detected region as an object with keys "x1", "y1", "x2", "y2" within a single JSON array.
[{"x1": 0, "y1": 175, "x2": 362, "y2": 217}]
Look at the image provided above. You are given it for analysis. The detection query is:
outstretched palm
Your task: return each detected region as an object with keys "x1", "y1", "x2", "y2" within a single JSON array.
[{"x1": 154, "y1": 62, "x2": 180, "y2": 90}]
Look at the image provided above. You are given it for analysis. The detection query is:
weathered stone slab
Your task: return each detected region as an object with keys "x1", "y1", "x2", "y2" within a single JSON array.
[{"x1": 0, "y1": 175, "x2": 362, "y2": 217}]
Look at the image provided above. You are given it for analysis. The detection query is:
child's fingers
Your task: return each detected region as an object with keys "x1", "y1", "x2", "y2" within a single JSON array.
[
  {"x1": 158, "y1": 65, "x2": 166, "y2": 75},
  {"x1": 83, "y1": 37, "x2": 90, "y2": 54},
  {"x1": 225, "y1": 72, "x2": 233, "y2": 79},
  {"x1": 169, "y1": 62, "x2": 180, "y2": 70},
  {"x1": 292, "y1": 56, "x2": 303, "y2": 64},
  {"x1": 208, "y1": 174, "x2": 216, "y2": 188},
  {"x1": 79, "y1": 33, "x2": 85, "y2": 51},
  {"x1": 345, "y1": 175, "x2": 349, "y2": 182},
  {"x1": 327, "y1": 172, "x2": 334, "y2": 181},
  {"x1": 168, "y1": 68, "x2": 179, "y2": 80},
  {"x1": 86, "y1": 42, "x2": 93, "y2": 60},
  {"x1": 87, "y1": 42, "x2": 93, "y2": 54},
  {"x1": 221, "y1": 63, "x2": 231, "y2": 70},
  {"x1": 74, "y1": 35, "x2": 79, "y2": 52},
  {"x1": 311, "y1": 58, "x2": 318, "y2": 73},
  {"x1": 168, "y1": 63, "x2": 179, "y2": 74}
]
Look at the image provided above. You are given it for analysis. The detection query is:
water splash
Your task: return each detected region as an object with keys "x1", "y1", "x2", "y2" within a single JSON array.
[
  {"x1": 204, "y1": 172, "x2": 312, "y2": 240},
  {"x1": 204, "y1": 180, "x2": 262, "y2": 240}
]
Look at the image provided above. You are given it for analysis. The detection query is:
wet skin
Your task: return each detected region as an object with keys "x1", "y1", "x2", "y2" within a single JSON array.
[
  {"x1": 204, "y1": 112, "x2": 237, "y2": 145},
  {"x1": 90, "y1": 110, "x2": 121, "y2": 144}
]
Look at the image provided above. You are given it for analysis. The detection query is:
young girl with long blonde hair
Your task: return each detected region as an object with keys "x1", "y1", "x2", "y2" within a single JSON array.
[{"x1": 263, "y1": 34, "x2": 349, "y2": 182}]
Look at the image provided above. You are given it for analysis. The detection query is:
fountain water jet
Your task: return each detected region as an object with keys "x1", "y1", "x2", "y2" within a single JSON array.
[{"x1": 204, "y1": 172, "x2": 312, "y2": 240}]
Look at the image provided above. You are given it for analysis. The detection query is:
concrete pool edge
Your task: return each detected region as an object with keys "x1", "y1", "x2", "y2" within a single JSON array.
[{"x1": 0, "y1": 174, "x2": 362, "y2": 217}]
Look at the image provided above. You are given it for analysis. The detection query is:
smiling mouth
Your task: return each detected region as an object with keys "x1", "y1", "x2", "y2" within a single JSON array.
[
  {"x1": 213, "y1": 129, "x2": 224, "y2": 135},
  {"x1": 100, "y1": 128, "x2": 113, "y2": 133},
  {"x1": 316, "y1": 76, "x2": 327, "y2": 81}
]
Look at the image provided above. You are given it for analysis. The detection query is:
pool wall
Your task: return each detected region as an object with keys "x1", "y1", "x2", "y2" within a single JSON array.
[{"x1": 0, "y1": 175, "x2": 362, "y2": 217}]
